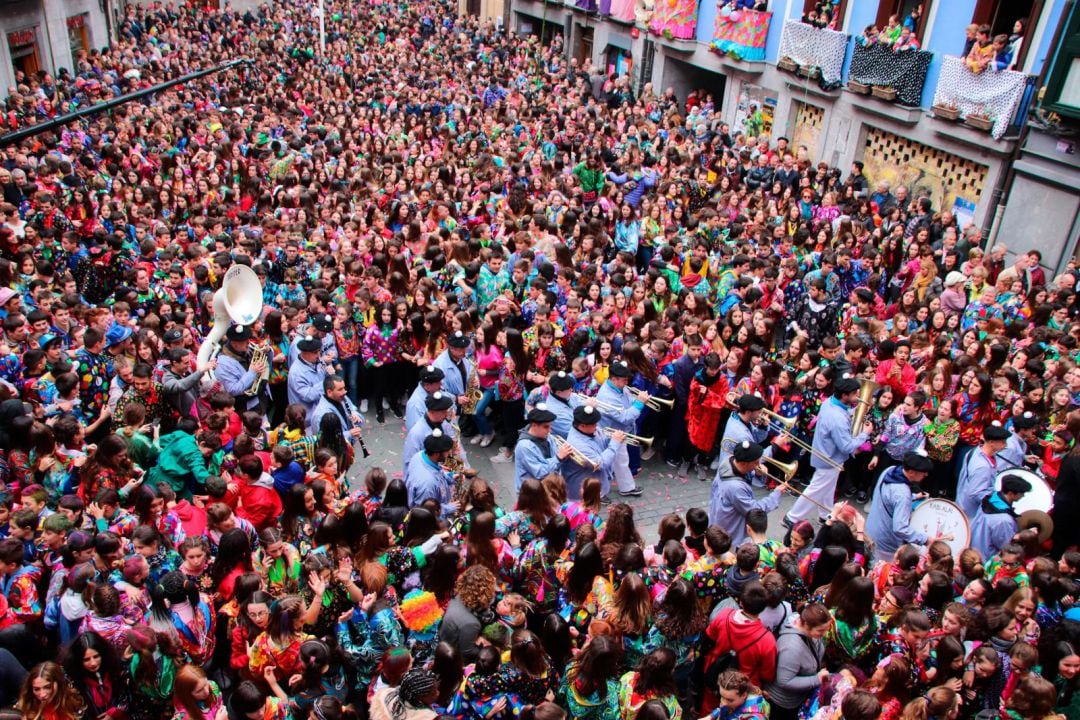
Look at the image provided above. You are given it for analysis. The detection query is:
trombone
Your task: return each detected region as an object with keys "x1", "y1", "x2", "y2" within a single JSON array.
[
  {"x1": 603, "y1": 427, "x2": 653, "y2": 448},
  {"x1": 754, "y1": 456, "x2": 833, "y2": 513},
  {"x1": 726, "y1": 390, "x2": 844, "y2": 471},
  {"x1": 571, "y1": 393, "x2": 622, "y2": 414},
  {"x1": 554, "y1": 435, "x2": 599, "y2": 471},
  {"x1": 628, "y1": 387, "x2": 675, "y2": 411}
]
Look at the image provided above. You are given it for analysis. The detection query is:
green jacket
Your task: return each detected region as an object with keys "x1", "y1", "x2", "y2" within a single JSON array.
[{"x1": 146, "y1": 431, "x2": 209, "y2": 499}]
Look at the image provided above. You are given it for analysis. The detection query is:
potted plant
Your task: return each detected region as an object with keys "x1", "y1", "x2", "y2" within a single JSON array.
[
  {"x1": 871, "y1": 85, "x2": 898, "y2": 101},
  {"x1": 932, "y1": 101, "x2": 960, "y2": 121},
  {"x1": 964, "y1": 107, "x2": 994, "y2": 131},
  {"x1": 778, "y1": 56, "x2": 798, "y2": 72},
  {"x1": 848, "y1": 79, "x2": 871, "y2": 94}
]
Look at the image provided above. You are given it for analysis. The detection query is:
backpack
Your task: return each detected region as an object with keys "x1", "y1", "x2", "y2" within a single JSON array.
[{"x1": 703, "y1": 610, "x2": 769, "y2": 691}]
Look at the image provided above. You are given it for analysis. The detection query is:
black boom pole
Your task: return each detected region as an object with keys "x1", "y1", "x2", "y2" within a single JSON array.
[{"x1": 0, "y1": 58, "x2": 253, "y2": 148}]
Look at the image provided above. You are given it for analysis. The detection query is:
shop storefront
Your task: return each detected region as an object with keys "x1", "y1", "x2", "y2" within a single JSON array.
[{"x1": 8, "y1": 28, "x2": 40, "y2": 79}]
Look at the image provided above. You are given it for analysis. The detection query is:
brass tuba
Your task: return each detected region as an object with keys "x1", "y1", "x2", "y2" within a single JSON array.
[{"x1": 850, "y1": 378, "x2": 881, "y2": 435}]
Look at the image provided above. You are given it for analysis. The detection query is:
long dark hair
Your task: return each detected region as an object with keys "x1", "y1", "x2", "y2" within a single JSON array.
[
  {"x1": 566, "y1": 543, "x2": 604, "y2": 605},
  {"x1": 633, "y1": 648, "x2": 676, "y2": 697},
  {"x1": 317, "y1": 412, "x2": 349, "y2": 469},
  {"x1": 569, "y1": 635, "x2": 622, "y2": 698},
  {"x1": 832, "y1": 575, "x2": 875, "y2": 627},
  {"x1": 210, "y1": 528, "x2": 253, "y2": 588},
  {"x1": 465, "y1": 511, "x2": 499, "y2": 574},
  {"x1": 505, "y1": 327, "x2": 529, "y2": 375},
  {"x1": 62, "y1": 631, "x2": 123, "y2": 688}
]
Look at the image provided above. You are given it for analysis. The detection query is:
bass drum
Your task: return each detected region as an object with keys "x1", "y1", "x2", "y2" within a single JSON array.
[
  {"x1": 911, "y1": 498, "x2": 970, "y2": 560},
  {"x1": 994, "y1": 467, "x2": 1053, "y2": 514}
]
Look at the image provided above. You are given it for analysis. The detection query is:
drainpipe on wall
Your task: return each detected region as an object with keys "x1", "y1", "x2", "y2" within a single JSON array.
[{"x1": 986, "y1": 0, "x2": 1075, "y2": 253}]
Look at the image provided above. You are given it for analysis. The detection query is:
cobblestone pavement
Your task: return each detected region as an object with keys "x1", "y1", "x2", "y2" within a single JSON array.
[{"x1": 346, "y1": 408, "x2": 803, "y2": 543}]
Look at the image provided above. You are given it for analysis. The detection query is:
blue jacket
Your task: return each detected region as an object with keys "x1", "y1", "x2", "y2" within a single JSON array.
[
  {"x1": 434, "y1": 349, "x2": 473, "y2": 401},
  {"x1": 810, "y1": 397, "x2": 868, "y2": 470},
  {"x1": 970, "y1": 493, "x2": 1019, "y2": 559},
  {"x1": 215, "y1": 352, "x2": 262, "y2": 411},
  {"x1": 513, "y1": 431, "x2": 561, "y2": 491},
  {"x1": 596, "y1": 381, "x2": 644, "y2": 433},
  {"x1": 671, "y1": 354, "x2": 701, "y2": 406},
  {"x1": 288, "y1": 357, "x2": 328, "y2": 418},
  {"x1": 864, "y1": 465, "x2": 928, "y2": 562},
  {"x1": 272, "y1": 461, "x2": 306, "y2": 498},
  {"x1": 405, "y1": 385, "x2": 432, "y2": 429},
  {"x1": 402, "y1": 418, "x2": 461, "y2": 475},
  {"x1": 405, "y1": 451, "x2": 456, "y2": 516},
  {"x1": 956, "y1": 448, "x2": 999, "y2": 518},
  {"x1": 709, "y1": 458, "x2": 783, "y2": 544},
  {"x1": 717, "y1": 412, "x2": 771, "y2": 474},
  {"x1": 560, "y1": 428, "x2": 620, "y2": 500}
]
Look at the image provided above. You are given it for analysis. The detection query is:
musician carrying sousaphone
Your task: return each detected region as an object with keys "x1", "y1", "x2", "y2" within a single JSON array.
[{"x1": 216, "y1": 323, "x2": 270, "y2": 413}]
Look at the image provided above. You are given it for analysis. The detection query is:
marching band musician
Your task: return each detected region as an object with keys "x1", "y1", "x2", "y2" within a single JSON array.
[
  {"x1": 956, "y1": 422, "x2": 1010, "y2": 518},
  {"x1": 595, "y1": 360, "x2": 648, "y2": 498},
  {"x1": 308, "y1": 375, "x2": 365, "y2": 444},
  {"x1": 513, "y1": 403, "x2": 572, "y2": 491},
  {"x1": 999, "y1": 411, "x2": 1042, "y2": 470},
  {"x1": 562, "y1": 405, "x2": 624, "y2": 501},
  {"x1": 971, "y1": 474, "x2": 1034, "y2": 559},
  {"x1": 405, "y1": 430, "x2": 459, "y2": 517},
  {"x1": 783, "y1": 375, "x2": 872, "y2": 527},
  {"x1": 543, "y1": 371, "x2": 579, "y2": 438},
  {"x1": 288, "y1": 334, "x2": 330, "y2": 418},
  {"x1": 406, "y1": 366, "x2": 445, "y2": 428},
  {"x1": 402, "y1": 391, "x2": 462, "y2": 475},
  {"x1": 434, "y1": 330, "x2": 474, "y2": 414},
  {"x1": 287, "y1": 312, "x2": 337, "y2": 365},
  {"x1": 718, "y1": 394, "x2": 773, "y2": 487},
  {"x1": 864, "y1": 452, "x2": 936, "y2": 564},
  {"x1": 711, "y1": 441, "x2": 788, "y2": 544},
  {"x1": 216, "y1": 323, "x2": 270, "y2": 413}
]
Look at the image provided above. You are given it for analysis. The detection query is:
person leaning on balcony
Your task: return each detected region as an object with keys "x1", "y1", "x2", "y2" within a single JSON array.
[{"x1": 965, "y1": 25, "x2": 995, "y2": 74}]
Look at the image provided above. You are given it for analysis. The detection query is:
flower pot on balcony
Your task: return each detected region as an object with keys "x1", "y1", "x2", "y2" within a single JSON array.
[
  {"x1": 871, "y1": 86, "x2": 897, "y2": 102},
  {"x1": 964, "y1": 114, "x2": 994, "y2": 131},
  {"x1": 932, "y1": 103, "x2": 960, "y2": 121},
  {"x1": 777, "y1": 56, "x2": 798, "y2": 73},
  {"x1": 848, "y1": 80, "x2": 871, "y2": 94}
]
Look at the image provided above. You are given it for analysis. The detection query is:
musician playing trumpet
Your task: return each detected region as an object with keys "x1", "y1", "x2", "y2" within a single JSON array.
[
  {"x1": 513, "y1": 404, "x2": 574, "y2": 491},
  {"x1": 593, "y1": 361, "x2": 648, "y2": 498},
  {"x1": 711, "y1": 441, "x2": 788, "y2": 545},
  {"x1": 524, "y1": 371, "x2": 579, "y2": 439},
  {"x1": 562, "y1": 405, "x2": 625, "y2": 501},
  {"x1": 717, "y1": 394, "x2": 774, "y2": 487}
]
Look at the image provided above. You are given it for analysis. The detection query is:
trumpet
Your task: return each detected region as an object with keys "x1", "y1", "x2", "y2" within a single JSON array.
[
  {"x1": 724, "y1": 391, "x2": 795, "y2": 431},
  {"x1": 628, "y1": 387, "x2": 675, "y2": 411},
  {"x1": 603, "y1": 427, "x2": 653, "y2": 448},
  {"x1": 571, "y1": 393, "x2": 622, "y2": 414},
  {"x1": 726, "y1": 391, "x2": 844, "y2": 471},
  {"x1": 750, "y1": 456, "x2": 833, "y2": 513},
  {"x1": 554, "y1": 435, "x2": 598, "y2": 470}
]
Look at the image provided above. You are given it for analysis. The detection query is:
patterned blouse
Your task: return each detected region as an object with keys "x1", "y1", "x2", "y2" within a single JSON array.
[{"x1": 362, "y1": 324, "x2": 400, "y2": 366}]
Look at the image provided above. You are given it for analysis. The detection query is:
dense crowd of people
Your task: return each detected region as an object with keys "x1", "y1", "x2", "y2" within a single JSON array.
[{"x1": 0, "y1": 0, "x2": 1078, "y2": 719}]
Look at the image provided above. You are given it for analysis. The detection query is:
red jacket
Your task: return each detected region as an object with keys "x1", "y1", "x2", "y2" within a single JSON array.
[
  {"x1": 237, "y1": 475, "x2": 283, "y2": 532},
  {"x1": 701, "y1": 608, "x2": 777, "y2": 712}
]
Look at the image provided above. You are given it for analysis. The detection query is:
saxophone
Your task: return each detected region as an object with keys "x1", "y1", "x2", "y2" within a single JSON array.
[
  {"x1": 460, "y1": 366, "x2": 482, "y2": 415},
  {"x1": 245, "y1": 343, "x2": 271, "y2": 396}
]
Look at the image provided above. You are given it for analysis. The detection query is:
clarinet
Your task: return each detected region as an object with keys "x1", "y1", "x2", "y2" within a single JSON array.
[{"x1": 346, "y1": 396, "x2": 371, "y2": 458}]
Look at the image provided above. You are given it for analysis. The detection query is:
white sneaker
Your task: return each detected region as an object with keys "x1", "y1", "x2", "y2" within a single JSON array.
[
  {"x1": 480, "y1": 434, "x2": 494, "y2": 448},
  {"x1": 360, "y1": 399, "x2": 369, "y2": 413},
  {"x1": 490, "y1": 451, "x2": 513, "y2": 464},
  {"x1": 641, "y1": 447, "x2": 655, "y2": 461},
  {"x1": 470, "y1": 435, "x2": 483, "y2": 445},
  {"x1": 696, "y1": 465, "x2": 710, "y2": 482},
  {"x1": 709, "y1": 457, "x2": 720, "y2": 470},
  {"x1": 382, "y1": 398, "x2": 389, "y2": 410},
  {"x1": 677, "y1": 462, "x2": 690, "y2": 478}
]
